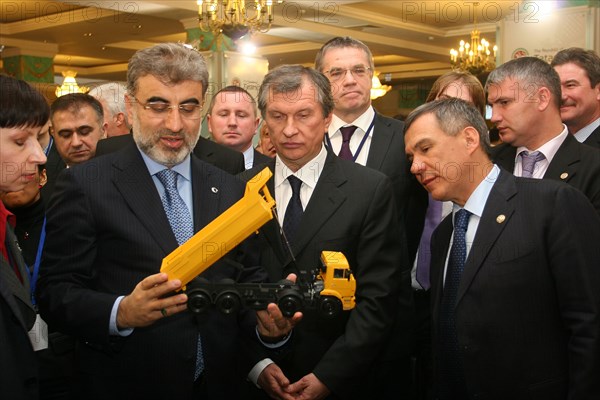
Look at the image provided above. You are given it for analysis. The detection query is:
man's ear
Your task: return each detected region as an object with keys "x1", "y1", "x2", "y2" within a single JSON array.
[
  {"x1": 537, "y1": 86, "x2": 552, "y2": 111},
  {"x1": 115, "y1": 112, "x2": 126, "y2": 127},
  {"x1": 463, "y1": 126, "x2": 480, "y2": 154},
  {"x1": 39, "y1": 169, "x2": 48, "y2": 188},
  {"x1": 124, "y1": 94, "x2": 135, "y2": 125}
]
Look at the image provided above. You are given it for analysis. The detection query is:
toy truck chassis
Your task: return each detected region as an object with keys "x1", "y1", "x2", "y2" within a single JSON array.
[{"x1": 160, "y1": 167, "x2": 356, "y2": 318}]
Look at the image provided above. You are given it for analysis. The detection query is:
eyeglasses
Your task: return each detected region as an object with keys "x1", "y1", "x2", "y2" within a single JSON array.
[
  {"x1": 133, "y1": 96, "x2": 202, "y2": 120},
  {"x1": 323, "y1": 66, "x2": 371, "y2": 81}
]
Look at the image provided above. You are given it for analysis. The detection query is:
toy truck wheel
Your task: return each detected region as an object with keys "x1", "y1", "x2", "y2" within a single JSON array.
[
  {"x1": 215, "y1": 291, "x2": 241, "y2": 315},
  {"x1": 318, "y1": 296, "x2": 342, "y2": 319},
  {"x1": 187, "y1": 288, "x2": 212, "y2": 315},
  {"x1": 277, "y1": 289, "x2": 303, "y2": 318}
]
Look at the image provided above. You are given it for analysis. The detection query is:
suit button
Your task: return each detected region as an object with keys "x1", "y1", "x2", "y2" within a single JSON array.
[{"x1": 463, "y1": 345, "x2": 469, "y2": 350}]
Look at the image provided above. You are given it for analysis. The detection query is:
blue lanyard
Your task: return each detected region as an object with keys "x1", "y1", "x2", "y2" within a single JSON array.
[
  {"x1": 45, "y1": 136, "x2": 53, "y2": 157},
  {"x1": 325, "y1": 115, "x2": 376, "y2": 163},
  {"x1": 27, "y1": 217, "x2": 47, "y2": 306}
]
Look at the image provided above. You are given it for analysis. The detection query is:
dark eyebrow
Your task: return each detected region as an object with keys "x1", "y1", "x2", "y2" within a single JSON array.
[
  {"x1": 146, "y1": 96, "x2": 169, "y2": 103},
  {"x1": 145, "y1": 96, "x2": 200, "y2": 105}
]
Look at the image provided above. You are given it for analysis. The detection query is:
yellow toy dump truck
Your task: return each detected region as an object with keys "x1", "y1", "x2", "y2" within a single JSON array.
[{"x1": 160, "y1": 167, "x2": 356, "y2": 318}]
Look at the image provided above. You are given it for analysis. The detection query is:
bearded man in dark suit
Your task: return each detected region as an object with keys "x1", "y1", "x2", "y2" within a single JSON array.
[{"x1": 37, "y1": 43, "x2": 273, "y2": 399}]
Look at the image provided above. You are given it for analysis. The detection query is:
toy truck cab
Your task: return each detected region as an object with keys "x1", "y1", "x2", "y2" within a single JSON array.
[{"x1": 316, "y1": 251, "x2": 356, "y2": 318}]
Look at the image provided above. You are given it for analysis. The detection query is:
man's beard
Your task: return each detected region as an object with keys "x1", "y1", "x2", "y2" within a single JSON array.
[{"x1": 132, "y1": 122, "x2": 200, "y2": 167}]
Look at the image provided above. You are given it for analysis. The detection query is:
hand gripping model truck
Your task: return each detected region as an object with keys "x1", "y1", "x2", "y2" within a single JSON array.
[{"x1": 160, "y1": 167, "x2": 356, "y2": 318}]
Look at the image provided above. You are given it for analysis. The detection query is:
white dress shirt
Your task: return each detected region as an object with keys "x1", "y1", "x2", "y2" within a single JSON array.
[
  {"x1": 513, "y1": 125, "x2": 568, "y2": 178},
  {"x1": 443, "y1": 165, "x2": 501, "y2": 285}
]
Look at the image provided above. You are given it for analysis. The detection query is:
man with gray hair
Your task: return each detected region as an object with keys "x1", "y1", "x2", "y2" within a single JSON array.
[
  {"x1": 38, "y1": 42, "x2": 271, "y2": 399},
  {"x1": 404, "y1": 97, "x2": 600, "y2": 400},
  {"x1": 551, "y1": 47, "x2": 600, "y2": 148},
  {"x1": 487, "y1": 56, "x2": 600, "y2": 215},
  {"x1": 242, "y1": 64, "x2": 408, "y2": 400},
  {"x1": 89, "y1": 82, "x2": 131, "y2": 137}
]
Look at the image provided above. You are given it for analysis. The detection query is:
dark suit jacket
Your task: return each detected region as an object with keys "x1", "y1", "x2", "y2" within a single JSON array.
[
  {"x1": 95, "y1": 134, "x2": 245, "y2": 175},
  {"x1": 0, "y1": 225, "x2": 38, "y2": 400},
  {"x1": 583, "y1": 124, "x2": 600, "y2": 148},
  {"x1": 40, "y1": 141, "x2": 66, "y2": 207},
  {"x1": 430, "y1": 170, "x2": 600, "y2": 400},
  {"x1": 367, "y1": 113, "x2": 427, "y2": 263},
  {"x1": 37, "y1": 142, "x2": 262, "y2": 399},
  {"x1": 491, "y1": 134, "x2": 600, "y2": 215},
  {"x1": 241, "y1": 153, "x2": 410, "y2": 400},
  {"x1": 252, "y1": 148, "x2": 272, "y2": 169}
]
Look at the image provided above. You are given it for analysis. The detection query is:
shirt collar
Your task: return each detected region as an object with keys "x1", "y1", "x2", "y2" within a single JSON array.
[
  {"x1": 573, "y1": 117, "x2": 600, "y2": 143},
  {"x1": 515, "y1": 124, "x2": 568, "y2": 165},
  {"x1": 274, "y1": 144, "x2": 328, "y2": 190},
  {"x1": 328, "y1": 106, "x2": 375, "y2": 138},
  {"x1": 242, "y1": 146, "x2": 254, "y2": 170},
  {"x1": 454, "y1": 164, "x2": 501, "y2": 219},
  {"x1": 137, "y1": 146, "x2": 192, "y2": 182}
]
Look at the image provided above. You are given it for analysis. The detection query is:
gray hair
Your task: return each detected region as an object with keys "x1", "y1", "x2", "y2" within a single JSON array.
[
  {"x1": 257, "y1": 65, "x2": 334, "y2": 118},
  {"x1": 315, "y1": 36, "x2": 374, "y2": 72},
  {"x1": 404, "y1": 98, "x2": 492, "y2": 156},
  {"x1": 485, "y1": 56, "x2": 561, "y2": 109},
  {"x1": 551, "y1": 47, "x2": 600, "y2": 88},
  {"x1": 126, "y1": 43, "x2": 209, "y2": 98},
  {"x1": 89, "y1": 82, "x2": 128, "y2": 119}
]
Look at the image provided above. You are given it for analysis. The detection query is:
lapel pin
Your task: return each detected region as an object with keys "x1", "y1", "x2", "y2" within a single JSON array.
[
  {"x1": 560, "y1": 172, "x2": 568, "y2": 180},
  {"x1": 496, "y1": 214, "x2": 506, "y2": 224},
  {"x1": 211, "y1": 187, "x2": 218, "y2": 193}
]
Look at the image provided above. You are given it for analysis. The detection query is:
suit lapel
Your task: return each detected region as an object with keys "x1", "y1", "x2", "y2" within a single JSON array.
[
  {"x1": 111, "y1": 144, "x2": 178, "y2": 253},
  {"x1": 365, "y1": 113, "x2": 392, "y2": 170},
  {"x1": 1, "y1": 226, "x2": 35, "y2": 330},
  {"x1": 430, "y1": 216, "x2": 453, "y2": 321},
  {"x1": 544, "y1": 134, "x2": 580, "y2": 183},
  {"x1": 190, "y1": 156, "x2": 224, "y2": 231},
  {"x1": 292, "y1": 153, "x2": 347, "y2": 255},
  {"x1": 456, "y1": 171, "x2": 516, "y2": 306}
]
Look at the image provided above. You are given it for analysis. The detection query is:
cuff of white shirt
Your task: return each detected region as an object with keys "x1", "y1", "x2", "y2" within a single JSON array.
[
  {"x1": 248, "y1": 358, "x2": 274, "y2": 387},
  {"x1": 109, "y1": 296, "x2": 134, "y2": 337},
  {"x1": 255, "y1": 325, "x2": 291, "y2": 348}
]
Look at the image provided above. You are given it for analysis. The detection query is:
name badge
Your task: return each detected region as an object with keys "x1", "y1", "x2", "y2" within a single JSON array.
[{"x1": 28, "y1": 314, "x2": 49, "y2": 351}]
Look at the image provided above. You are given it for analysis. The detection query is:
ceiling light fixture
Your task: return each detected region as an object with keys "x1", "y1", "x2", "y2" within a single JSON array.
[
  {"x1": 449, "y1": 2, "x2": 498, "y2": 75},
  {"x1": 197, "y1": 0, "x2": 282, "y2": 40},
  {"x1": 371, "y1": 72, "x2": 391, "y2": 100},
  {"x1": 55, "y1": 70, "x2": 89, "y2": 97}
]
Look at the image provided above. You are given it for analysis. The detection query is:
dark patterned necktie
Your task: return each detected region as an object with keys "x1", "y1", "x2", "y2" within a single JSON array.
[
  {"x1": 338, "y1": 125, "x2": 357, "y2": 161},
  {"x1": 282, "y1": 175, "x2": 303, "y2": 246},
  {"x1": 438, "y1": 209, "x2": 471, "y2": 399},
  {"x1": 155, "y1": 169, "x2": 204, "y2": 379}
]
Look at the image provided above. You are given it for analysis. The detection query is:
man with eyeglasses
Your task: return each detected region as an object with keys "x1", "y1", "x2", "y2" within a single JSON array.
[
  {"x1": 37, "y1": 43, "x2": 282, "y2": 399},
  {"x1": 315, "y1": 37, "x2": 423, "y2": 396}
]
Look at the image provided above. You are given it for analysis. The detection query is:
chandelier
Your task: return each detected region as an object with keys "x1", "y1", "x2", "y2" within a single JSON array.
[
  {"x1": 197, "y1": 1, "x2": 282, "y2": 40},
  {"x1": 371, "y1": 72, "x2": 391, "y2": 100},
  {"x1": 449, "y1": 2, "x2": 498, "y2": 75},
  {"x1": 55, "y1": 70, "x2": 89, "y2": 98}
]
